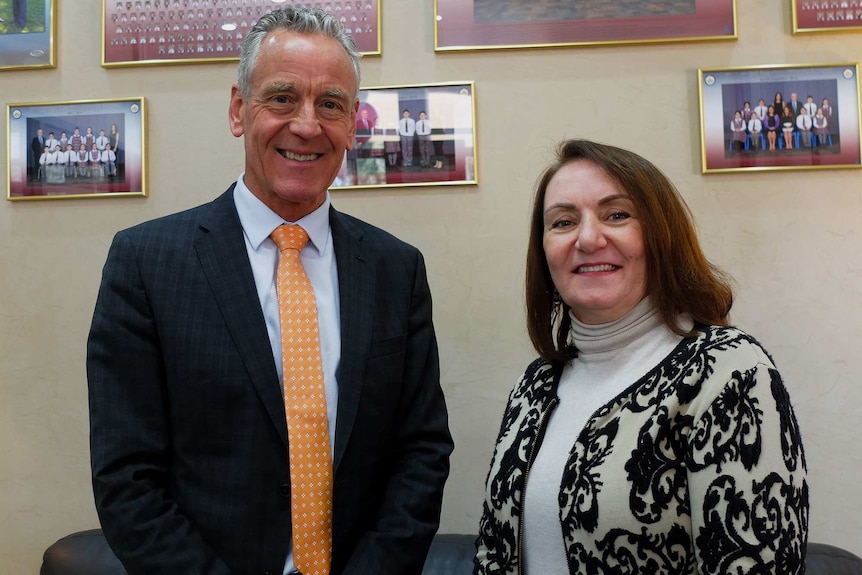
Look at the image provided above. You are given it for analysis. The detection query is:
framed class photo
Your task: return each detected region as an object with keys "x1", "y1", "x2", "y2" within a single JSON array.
[
  {"x1": 0, "y1": 0, "x2": 56, "y2": 71},
  {"x1": 434, "y1": 0, "x2": 736, "y2": 52},
  {"x1": 792, "y1": 0, "x2": 862, "y2": 34},
  {"x1": 7, "y1": 97, "x2": 147, "y2": 201},
  {"x1": 698, "y1": 63, "x2": 862, "y2": 174},
  {"x1": 332, "y1": 81, "x2": 478, "y2": 190},
  {"x1": 102, "y1": 0, "x2": 381, "y2": 68}
]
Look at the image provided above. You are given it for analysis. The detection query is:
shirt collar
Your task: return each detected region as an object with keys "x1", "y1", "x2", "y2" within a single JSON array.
[{"x1": 233, "y1": 173, "x2": 331, "y2": 256}]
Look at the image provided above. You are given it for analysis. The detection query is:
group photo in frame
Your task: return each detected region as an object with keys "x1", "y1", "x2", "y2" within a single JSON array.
[
  {"x1": 331, "y1": 81, "x2": 478, "y2": 190},
  {"x1": 698, "y1": 63, "x2": 862, "y2": 174},
  {"x1": 434, "y1": 0, "x2": 736, "y2": 52},
  {"x1": 0, "y1": 0, "x2": 55, "y2": 71},
  {"x1": 792, "y1": 0, "x2": 862, "y2": 34},
  {"x1": 7, "y1": 97, "x2": 147, "y2": 201},
  {"x1": 102, "y1": 0, "x2": 381, "y2": 68}
]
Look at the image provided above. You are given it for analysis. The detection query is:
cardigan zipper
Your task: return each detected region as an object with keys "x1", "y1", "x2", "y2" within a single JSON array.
[{"x1": 517, "y1": 395, "x2": 559, "y2": 574}]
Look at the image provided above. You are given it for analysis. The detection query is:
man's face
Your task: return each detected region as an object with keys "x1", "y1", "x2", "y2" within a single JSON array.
[{"x1": 229, "y1": 30, "x2": 358, "y2": 222}]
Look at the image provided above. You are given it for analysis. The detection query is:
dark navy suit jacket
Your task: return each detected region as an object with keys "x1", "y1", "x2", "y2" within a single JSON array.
[{"x1": 88, "y1": 186, "x2": 453, "y2": 575}]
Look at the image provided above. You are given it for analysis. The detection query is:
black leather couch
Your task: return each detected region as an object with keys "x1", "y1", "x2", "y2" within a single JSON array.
[{"x1": 41, "y1": 528, "x2": 862, "y2": 575}]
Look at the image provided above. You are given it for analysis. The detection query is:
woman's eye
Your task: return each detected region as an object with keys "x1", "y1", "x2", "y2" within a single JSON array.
[
  {"x1": 551, "y1": 219, "x2": 574, "y2": 229},
  {"x1": 609, "y1": 211, "x2": 630, "y2": 221}
]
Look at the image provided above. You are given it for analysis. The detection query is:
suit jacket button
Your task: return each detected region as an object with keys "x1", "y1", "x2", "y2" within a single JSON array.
[{"x1": 279, "y1": 483, "x2": 290, "y2": 497}]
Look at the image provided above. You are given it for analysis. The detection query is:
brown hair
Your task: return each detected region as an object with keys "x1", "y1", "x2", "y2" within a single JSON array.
[{"x1": 525, "y1": 139, "x2": 734, "y2": 363}]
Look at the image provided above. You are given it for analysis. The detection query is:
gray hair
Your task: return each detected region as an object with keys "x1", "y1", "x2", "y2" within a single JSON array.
[{"x1": 237, "y1": 6, "x2": 362, "y2": 99}]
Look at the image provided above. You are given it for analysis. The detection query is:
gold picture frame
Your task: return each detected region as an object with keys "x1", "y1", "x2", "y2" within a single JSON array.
[
  {"x1": 434, "y1": 0, "x2": 737, "y2": 52},
  {"x1": 698, "y1": 63, "x2": 861, "y2": 174},
  {"x1": 7, "y1": 97, "x2": 148, "y2": 201},
  {"x1": 792, "y1": 0, "x2": 862, "y2": 34},
  {"x1": 102, "y1": 0, "x2": 381, "y2": 68},
  {"x1": 0, "y1": 0, "x2": 56, "y2": 71},
  {"x1": 332, "y1": 81, "x2": 478, "y2": 190}
]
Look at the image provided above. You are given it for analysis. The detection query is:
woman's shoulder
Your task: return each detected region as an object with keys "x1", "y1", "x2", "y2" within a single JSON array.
[
  {"x1": 684, "y1": 324, "x2": 777, "y2": 371},
  {"x1": 511, "y1": 357, "x2": 561, "y2": 401}
]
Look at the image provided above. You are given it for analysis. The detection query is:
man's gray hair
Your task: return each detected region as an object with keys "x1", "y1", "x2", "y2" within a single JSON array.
[{"x1": 237, "y1": 6, "x2": 362, "y2": 99}]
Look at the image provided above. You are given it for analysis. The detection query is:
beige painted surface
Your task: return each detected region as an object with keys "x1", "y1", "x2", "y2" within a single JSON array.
[{"x1": 2, "y1": 1, "x2": 861, "y2": 571}]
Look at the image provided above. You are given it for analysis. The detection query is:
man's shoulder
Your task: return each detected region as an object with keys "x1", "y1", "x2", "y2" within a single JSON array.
[
  {"x1": 331, "y1": 208, "x2": 420, "y2": 256},
  {"x1": 117, "y1": 187, "x2": 235, "y2": 242}
]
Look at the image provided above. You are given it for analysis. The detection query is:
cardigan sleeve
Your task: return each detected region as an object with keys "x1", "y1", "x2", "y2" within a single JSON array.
[{"x1": 686, "y1": 360, "x2": 808, "y2": 575}]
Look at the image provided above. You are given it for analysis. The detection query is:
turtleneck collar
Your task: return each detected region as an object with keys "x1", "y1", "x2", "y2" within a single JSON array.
[{"x1": 569, "y1": 297, "x2": 663, "y2": 355}]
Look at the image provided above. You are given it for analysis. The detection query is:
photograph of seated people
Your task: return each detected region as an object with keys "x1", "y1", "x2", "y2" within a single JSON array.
[
  {"x1": 725, "y1": 83, "x2": 840, "y2": 154},
  {"x1": 88, "y1": 6, "x2": 452, "y2": 575},
  {"x1": 474, "y1": 139, "x2": 808, "y2": 575}
]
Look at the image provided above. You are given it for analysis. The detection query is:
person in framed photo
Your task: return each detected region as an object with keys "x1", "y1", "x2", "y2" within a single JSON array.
[
  {"x1": 729, "y1": 110, "x2": 746, "y2": 152},
  {"x1": 813, "y1": 107, "x2": 830, "y2": 146},
  {"x1": 764, "y1": 105, "x2": 781, "y2": 151},
  {"x1": 796, "y1": 107, "x2": 814, "y2": 148},
  {"x1": 87, "y1": 6, "x2": 452, "y2": 575},
  {"x1": 781, "y1": 104, "x2": 796, "y2": 150},
  {"x1": 747, "y1": 112, "x2": 763, "y2": 152},
  {"x1": 753, "y1": 98, "x2": 769, "y2": 121}
]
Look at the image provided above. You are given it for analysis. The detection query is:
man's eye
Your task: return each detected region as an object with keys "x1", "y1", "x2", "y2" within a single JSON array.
[{"x1": 274, "y1": 96, "x2": 289, "y2": 104}]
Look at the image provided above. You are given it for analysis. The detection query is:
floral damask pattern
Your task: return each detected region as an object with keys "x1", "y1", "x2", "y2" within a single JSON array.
[{"x1": 475, "y1": 326, "x2": 808, "y2": 575}]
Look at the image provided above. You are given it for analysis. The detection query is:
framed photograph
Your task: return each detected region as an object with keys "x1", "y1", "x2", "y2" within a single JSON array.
[
  {"x1": 0, "y1": 0, "x2": 56, "y2": 71},
  {"x1": 792, "y1": 0, "x2": 862, "y2": 34},
  {"x1": 7, "y1": 97, "x2": 148, "y2": 201},
  {"x1": 102, "y1": 0, "x2": 381, "y2": 68},
  {"x1": 434, "y1": 0, "x2": 736, "y2": 52},
  {"x1": 698, "y1": 63, "x2": 861, "y2": 174},
  {"x1": 332, "y1": 81, "x2": 478, "y2": 190}
]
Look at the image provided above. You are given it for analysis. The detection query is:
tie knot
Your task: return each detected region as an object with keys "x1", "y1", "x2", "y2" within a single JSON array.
[{"x1": 271, "y1": 225, "x2": 309, "y2": 253}]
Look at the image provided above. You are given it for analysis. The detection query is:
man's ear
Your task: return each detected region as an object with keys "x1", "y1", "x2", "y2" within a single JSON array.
[{"x1": 229, "y1": 84, "x2": 245, "y2": 138}]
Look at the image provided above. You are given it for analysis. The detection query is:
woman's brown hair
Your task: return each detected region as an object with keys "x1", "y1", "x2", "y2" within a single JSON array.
[{"x1": 526, "y1": 139, "x2": 734, "y2": 363}]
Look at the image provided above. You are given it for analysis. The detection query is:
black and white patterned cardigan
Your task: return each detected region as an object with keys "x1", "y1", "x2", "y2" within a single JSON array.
[{"x1": 474, "y1": 325, "x2": 808, "y2": 575}]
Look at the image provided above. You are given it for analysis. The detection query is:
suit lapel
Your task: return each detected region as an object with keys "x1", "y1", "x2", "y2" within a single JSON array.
[
  {"x1": 330, "y1": 208, "x2": 375, "y2": 472},
  {"x1": 195, "y1": 187, "x2": 287, "y2": 445}
]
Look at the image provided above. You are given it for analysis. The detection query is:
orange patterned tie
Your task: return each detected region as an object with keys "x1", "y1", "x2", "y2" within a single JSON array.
[{"x1": 270, "y1": 225, "x2": 333, "y2": 575}]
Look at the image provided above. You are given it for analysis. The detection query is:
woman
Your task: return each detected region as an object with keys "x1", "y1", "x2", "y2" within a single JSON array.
[
  {"x1": 781, "y1": 104, "x2": 795, "y2": 149},
  {"x1": 474, "y1": 140, "x2": 808, "y2": 575},
  {"x1": 110, "y1": 123, "x2": 122, "y2": 169},
  {"x1": 772, "y1": 91, "x2": 785, "y2": 117},
  {"x1": 763, "y1": 105, "x2": 781, "y2": 150}
]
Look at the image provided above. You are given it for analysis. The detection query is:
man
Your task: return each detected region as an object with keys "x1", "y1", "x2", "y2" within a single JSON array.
[
  {"x1": 398, "y1": 108, "x2": 416, "y2": 167},
  {"x1": 30, "y1": 129, "x2": 45, "y2": 180},
  {"x1": 88, "y1": 7, "x2": 452, "y2": 575}
]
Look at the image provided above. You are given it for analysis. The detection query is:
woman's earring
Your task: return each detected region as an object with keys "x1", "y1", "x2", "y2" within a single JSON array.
[{"x1": 551, "y1": 289, "x2": 564, "y2": 342}]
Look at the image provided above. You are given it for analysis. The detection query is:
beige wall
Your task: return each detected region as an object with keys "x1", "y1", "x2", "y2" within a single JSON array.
[{"x1": 3, "y1": 1, "x2": 862, "y2": 571}]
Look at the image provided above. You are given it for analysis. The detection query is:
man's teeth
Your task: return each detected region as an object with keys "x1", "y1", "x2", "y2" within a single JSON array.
[
  {"x1": 577, "y1": 264, "x2": 617, "y2": 273},
  {"x1": 281, "y1": 150, "x2": 319, "y2": 161}
]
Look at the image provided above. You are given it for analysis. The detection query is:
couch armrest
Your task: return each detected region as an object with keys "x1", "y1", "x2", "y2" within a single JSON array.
[{"x1": 41, "y1": 529, "x2": 126, "y2": 575}]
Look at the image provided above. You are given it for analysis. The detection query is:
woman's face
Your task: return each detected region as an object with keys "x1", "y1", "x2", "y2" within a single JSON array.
[
  {"x1": 775, "y1": 92, "x2": 783, "y2": 101},
  {"x1": 542, "y1": 160, "x2": 647, "y2": 325}
]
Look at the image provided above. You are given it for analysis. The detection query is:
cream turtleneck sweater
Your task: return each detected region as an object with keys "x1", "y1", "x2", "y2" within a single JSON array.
[{"x1": 523, "y1": 298, "x2": 690, "y2": 574}]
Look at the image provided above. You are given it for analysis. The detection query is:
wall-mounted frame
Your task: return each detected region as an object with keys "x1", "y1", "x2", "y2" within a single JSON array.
[
  {"x1": 332, "y1": 81, "x2": 478, "y2": 190},
  {"x1": 434, "y1": 0, "x2": 736, "y2": 52},
  {"x1": 792, "y1": 0, "x2": 862, "y2": 34},
  {"x1": 7, "y1": 97, "x2": 148, "y2": 201},
  {"x1": 102, "y1": 0, "x2": 380, "y2": 68},
  {"x1": 0, "y1": 0, "x2": 56, "y2": 71},
  {"x1": 698, "y1": 63, "x2": 861, "y2": 174}
]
